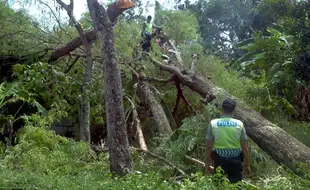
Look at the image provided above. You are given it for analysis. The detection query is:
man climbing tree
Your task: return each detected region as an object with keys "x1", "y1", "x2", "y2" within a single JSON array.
[{"x1": 205, "y1": 98, "x2": 252, "y2": 183}]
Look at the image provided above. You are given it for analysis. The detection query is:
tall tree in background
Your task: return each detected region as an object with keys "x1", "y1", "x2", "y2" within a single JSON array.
[
  {"x1": 86, "y1": 0, "x2": 133, "y2": 175},
  {"x1": 56, "y1": 0, "x2": 93, "y2": 143},
  {"x1": 198, "y1": 0, "x2": 256, "y2": 59}
]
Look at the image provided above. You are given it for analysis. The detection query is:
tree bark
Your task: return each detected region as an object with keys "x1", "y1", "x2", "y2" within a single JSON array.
[
  {"x1": 167, "y1": 40, "x2": 184, "y2": 69},
  {"x1": 126, "y1": 96, "x2": 147, "y2": 151},
  {"x1": 294, "y1": 82, "x2": 310, "y2": 121},
  {"x1": 56, "y1": 0, "x2": 92, "y2": 143},
  {"x1": 149, "y1": 57, "x2": 216, "y2": 103},
  {"x1": 87, "y1": 0, "x2": 132, "y2": 176},
  {"x1": 161, "y1": 99, "x2": 178, "y2": 130},
  {"x1": 49, "y1": 2, "x2": 133, "y2": 62},
  {"x1": 136, "y1": 81, "x2": 172, "y2": 137},
  {"x1": 149, "y1": 57, "x2": 310, "y2": 173},
  {"x1": 190, "y1": 53, "x2": 199, "y2": 75},
  {"x1": 72, "y1": 113, "x2": 80, "y2": 140}
]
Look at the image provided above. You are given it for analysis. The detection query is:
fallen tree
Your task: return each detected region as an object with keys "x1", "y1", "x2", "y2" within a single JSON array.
[
  {"x1": 39, "y1": 0, "x2": 310, "y2": 174},
  {"x1": 136, "y1": 81, "x2": 172, "y2": 137},
  {"x1": 145, "y1": 54, "x2": 310, "y2": 174},
  {"x1": 49, "y1": 1, "x2": 134, "y2": 62}
]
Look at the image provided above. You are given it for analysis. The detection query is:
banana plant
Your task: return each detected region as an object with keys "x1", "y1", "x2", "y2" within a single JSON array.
[{"x1": 233, "y1": 24, "x2": 298, "y2": 115}]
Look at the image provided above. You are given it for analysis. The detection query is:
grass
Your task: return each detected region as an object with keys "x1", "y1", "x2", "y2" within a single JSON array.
[{"x1": 1, "y1": 125, "x2": 308, "y2": 189}]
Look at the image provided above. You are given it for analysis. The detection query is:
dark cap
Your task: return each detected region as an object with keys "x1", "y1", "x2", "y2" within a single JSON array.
[{"x1": 222, "y1": 98, "x2": 236, "y2": 113}]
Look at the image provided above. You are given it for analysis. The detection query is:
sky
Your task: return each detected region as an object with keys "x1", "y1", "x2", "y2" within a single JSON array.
[{"x1": 9, "y1": 0, "x2": 179, "y2": 21}]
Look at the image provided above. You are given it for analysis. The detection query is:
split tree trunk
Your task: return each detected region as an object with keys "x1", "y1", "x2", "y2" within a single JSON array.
[
  {"x1": 126, "y1": 96, "x2": 147, "y2": 151},
  {"x1": 136, "y1": 81, "x2": 172, "y2": 137},
  {"x1": 87, "y1": 0, "x2": 132, "y2": 175},
  {"x1": 149, "y1": 57, "x2": 310, "y2": 173}
]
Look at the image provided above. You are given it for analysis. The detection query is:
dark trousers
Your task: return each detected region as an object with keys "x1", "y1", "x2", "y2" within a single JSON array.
[
  {"x1": 141, "y1": 34, "x2": 152, "y2": 52},
  {"x1": 213, "y1": 152, "x2": 243, "y2": 183}
]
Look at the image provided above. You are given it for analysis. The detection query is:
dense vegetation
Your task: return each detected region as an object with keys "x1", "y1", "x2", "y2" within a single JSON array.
[{"x1": 0, "y1": 0, "x2": 310, "y2": 189}]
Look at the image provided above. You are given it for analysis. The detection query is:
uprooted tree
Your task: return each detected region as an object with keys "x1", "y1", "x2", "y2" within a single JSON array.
[
  {"x1": 2, "y1": 0, "x2": 310, "y2": 176},
  {"x1": 53, "y1": 2, "x2": 309, "y2": 173}
]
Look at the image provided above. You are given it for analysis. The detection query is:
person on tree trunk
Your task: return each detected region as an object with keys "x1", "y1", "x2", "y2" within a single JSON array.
[
  {"x1": 205, "y1": 98, "x2": 252, "y2": 183},
  {"x1": 141, "y1": 15, "x2": 156, "y2": 52}
]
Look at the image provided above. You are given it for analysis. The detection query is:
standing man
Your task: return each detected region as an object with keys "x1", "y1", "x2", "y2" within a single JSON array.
[
  {"x1": 205, "y1": 98, "x2": 252, "y2": 183},
  {"x1": 141, "y1": 15, "x2": 154, "y2": 52}
]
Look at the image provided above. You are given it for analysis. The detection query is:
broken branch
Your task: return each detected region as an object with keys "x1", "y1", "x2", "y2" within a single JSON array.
[
  {"x1": 134, "y1": 148, "x2": 187, "y2": 176},
  {"x1": 147, "y1": 55, "x2": 216, "y2": 104},
  {"x1": 125, "y1": 96, "x2": 147, "y2": 151},
  {"x1": 185, "y1": 155, "x2": 205, "y2": 167},
  {"x1": 64, "y1": 55, "x2": 80, "y2": 73},
  {"x1": 143, "y1": 76, "x2": 174, "y2": 83},
  {"x1": 190, "y1": 53, "x2": 200, "y2": 75},
  {"x1": 49, "y1": 2, "x2": 135, "y2": 62}
]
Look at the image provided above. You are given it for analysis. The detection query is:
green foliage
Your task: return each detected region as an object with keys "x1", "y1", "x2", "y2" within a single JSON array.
[
  {"x1": 114, "y1": 20, "x2": 141, "y2": 62},
  {"x1": 0, "y1": 80, "x2": 48, "y2": 127},
  {"x1": 0, "y1": 0, "x2": 66, "y2": 57},
  {"x1": 0, "y1": 1, "x2": 44, "y2": 56},
  {"x1": 1, "y1": 1, "x2": 310, "y2": 189},
  {"x1": 233, "y1": 26, "x2": 298, "y2": 115},
  {"x1": 0, "y1": 122, "x2": 307, "y2": 189},
  {"x1": 156, "y1": 10, "x2": 199, "y2": 45},
  {"x1": 190, "y1": 0, "x2": 255, "y2": 59}
]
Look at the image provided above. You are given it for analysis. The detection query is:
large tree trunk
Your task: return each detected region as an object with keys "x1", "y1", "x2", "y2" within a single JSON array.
[
  {"x1": 49, "y1": 1, "x2": 134, "y2": 62},
  {"x1": 137, "y1": 81, "x2": 172, "y2": 137},
  {"x1": 87, "y1": 0, "x2": 132, "y2": 176},
  {"x1": 148, "y1": 56, "x2": 310, "y2": 174}
]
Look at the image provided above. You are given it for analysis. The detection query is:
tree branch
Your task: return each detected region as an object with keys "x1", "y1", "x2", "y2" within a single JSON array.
[
  {"x1": 143, "y1": 76, "x2": 174, "y2": 83},
  {"x1": 172, "y1": 78, "x2": 197, "y2": 117},
  {"x1": 147, "y1": 55, "x2": 216, "y2": 103},
  {"x1": 125, "y1": 96, "x2": 147, "y2": 151},
  {"x1": 134, "y1": 148, "x2": 187, "y2": 176},
  {"x1": 172, "y1": 86, "x2": 181, "y2": 118},
  {"x1": 49, "y1": 2, "x2": 135, "y2": 62},
  {"x1": 148, "y1": 54, "x2": 183, "y2": 76},
  {"x1": 190, "y1": 53, "x2": 200, "y2": 75},
  {"x1": 39, "y1": 0, "x2": 73, "y2": 39},
  {"x1": 184, "y1": 155, "x2": 215, "y2": 170},
  {"x1": 64, "y1": 55, "x2": 80, "y2": 73}
]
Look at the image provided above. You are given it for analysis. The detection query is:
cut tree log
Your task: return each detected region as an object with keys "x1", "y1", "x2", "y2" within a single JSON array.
[{"x1": 147, "y1": 55, "x2": 310, "y2": 174}]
